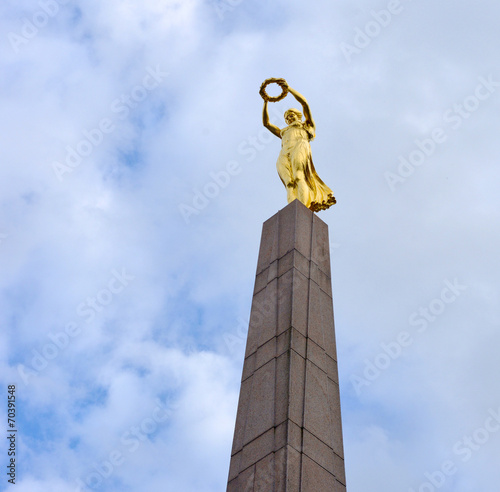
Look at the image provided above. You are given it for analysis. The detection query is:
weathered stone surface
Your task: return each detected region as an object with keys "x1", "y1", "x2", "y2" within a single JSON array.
[
  {"x1": 275, "y1": 350, "x2": 290, "y2": 425},
  {"x1": 333, "y1": 451, "x2": 347, "y2": 486},
  {"x1": 256, "y1": 213, "x2": 279, "y2": 275},
  {"x1": 243, "y1": 360, "x2": 276, "y2": 444},
  {"x1": 328, "y1": 378, "x2": 345, "y2": 459},
  {"x1": 241, "y1": 428, "x2": 275, "y2": 471},
  {"x1": 277, "y1": 327, "x2": 307, "y2": 359},
  {"x1": 231, "y1": 377, "x2": 252, "y2": 454},
  {"x1": 306, "y1": 338, "x2": 327, "y2": 374},
  {"x1": 278, "y1": 249, "x2": 310, "y2": 279},
  {"x1": 288, "y1": 350, "x2": 306, "y2": 428},
  {"x1": 227, "y1": 464, "x2": 255, "y2": 492},
  {"x1": 287, "y1": 420, "x2": 303, "y2": 453},
  {"x1": 255, "y1": 453, "x2": 275, "y2": 491},
  {"x1": 311, "y1": 214, "x2": 331, "y2": 276},
  {"x1": 310, "y1": 260, "x2": 332, "y2": 297},
  {"x1": 325, "y1": 353, "x2": 339, "y2": 384},
  {"x1": 256, "y1": 337, "x2": 277, "y2": 371},
  {"x1": 303, "y1": 360, "x2": 333, "y2": 448},
  {"x1": 278, "y1": 199, "x2": 312, "y2": 259},
  {"x1": 241, "y1": 352, "x2": 256, "y2": 382},
  {"x1": 301, "y1": 455, "x2": 336, "y2": 491},
  {"x1": 227, "y1": 200, "x2": 345, "y2": 491},
  {"x1": 228, "y1": 449, "x2": 241, "y2": 482},
  {"x1": 277, "y1": 268, "x2": 293, "y2": 336},
  {"x1": 303, "y1": 428, "x2": 335, "y2": 474},
  {"x1": 246, "y1": 278, "x2": 278, "y2": 357}
]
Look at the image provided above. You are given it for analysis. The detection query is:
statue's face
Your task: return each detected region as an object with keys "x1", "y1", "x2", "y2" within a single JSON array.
[{"x1": 285, "y1": 112, "x2": 299, "y2": 124}]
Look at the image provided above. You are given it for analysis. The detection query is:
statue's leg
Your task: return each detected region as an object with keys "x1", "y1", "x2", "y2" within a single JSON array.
[
  {"x1": 290, "y1": 148, "x2": 310, "y2": 208},
  {"x1": 295, "y1": 170, "x2": 308, "y2": 205},
  {"x1": 286, "y1": 181, "x2": 298, "y2": 203},
  {"x1": 277, "y1": 154, "x2": 296, "y2": 203}
]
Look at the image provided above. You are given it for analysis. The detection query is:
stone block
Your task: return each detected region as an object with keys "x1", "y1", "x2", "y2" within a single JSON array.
[
  {"x1": 306, "y1": 338, "x2": 327, "y2": 375},
  {"x1": 256, "y1": 213, "x2": 279, "y2": 275},
  {"x1": 288, "y1": 350, "x2": 306, "y2": 428},
  {"x1": 274, "y1": 446, "x2": 287, "y2": 492},
  {"x1": 275, "y1": 421, "x2": 287, "y2": 450},
  {"x1": 301, "y1": 455, "x2": 336, "y2": 491},
  {"x1": 288, "y1": 419, "x2": 302, "y2": 453},
  {"x1": 227, "y1": 463, "x2": 255, "y2": 492},
  {"x1": 290, "y1": 328, "x2": 307, "y2": 359},
  {"x1": 307, "y1": 281, "x2": 338, "y2": 361},
  {"x1": 278, "y1": 267, "x2": 310, "y2": 339},
  {"x1": 240, "y1": 464, "x2": 256, "y2": 492},
  {"x1": 256, "y1": 337, "x2": 276, "y2": 370},
  {"x1": 285, "y1": 445, "x2": 302, "y2": 491},
  {"x1": 255, "y1": 453, "x2": 275, "y2": 492},
  {"x1": 278, "y1": 249, "x2": 310, "y2": 279},
  {"x1": 253, "y1": 268, "x2": 268, "y2": 295},
  {"x1": 276, "y1": 328, "x2": 291, "y2": 358},
  {"x1": 243, "y1": 359, "x2": 276, "y2": 445},
  {"x1": 333, "y1": 452, "x2": 346, "y2": 485},
  {"x1": 334, "y1": 479, "x2": 347, "y2": 492},
  {"x1": 328, "y1": 378, "x2": 344, "y2": 458},
  {"x1": 276, "y1": 327, "x2": 307, "y2": 359},
  {"x1": 322, "y1": 292, "x2": 337, "y2": 359},
  {"x1": 310, "y1": 260, "x2": 332, "y2": 296},
  {"x1": 307, "y1": 280, "x2": 326, "y2": 350},
  {"x1": 274, "y1": 419, "x2": 302, "y2": 454},
  {"x1": 277, "y1": 200, "x2": 296, "y2": 259},
  {"x1": 277, "y1": 269, "x2": 293, "y2": 336},
  {"x1": 241, "y1": 352, "x2": 256, "y2": 382},
  {"x1": 277, "y1": 249, "x2": 295, "y2": 278},
  {"x1": 228, "y1": 450, "x2": 241, "y2": 481},
  {"x1": 232, "y1": 377, "x2": 252, "y2": 454},
  {"x1": 325, "y1": 353, "x2": 339, "y2": 385},
  {"x1": 226, "y1": 478, "x2": 237, "y2": 492},
  {"x1": 241, "y1": 428, "x2": 275, "y2": 472},
  {"x1": 303, "y1": 360, "x2": 333, "y2": 448},
  {"x1": 246, "y1": 279, "x2": 278, "y2": 357},
  {"x1": 267, "y1": 259, "x2": 279, "y2": 283},
  {"x1": 311, "y1": 213, "x2": 331, "y2": 276},
  {"x1": 291, "y1": 269, "x2": 309, "y2": 337},
  {"x1": 275, "y1": 351, "x2": 290, "y2": 425},
  {"x1": 303, "y1": 429, "x2": 334, "y2": 475},
  {"x1": 278, "y1": 200, "x2": 313, "y2": 260}
]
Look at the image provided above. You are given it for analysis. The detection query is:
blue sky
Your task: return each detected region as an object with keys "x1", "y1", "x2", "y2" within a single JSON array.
[{"x1": 1, "y1": 0, "x2": 500, "y2": 491}]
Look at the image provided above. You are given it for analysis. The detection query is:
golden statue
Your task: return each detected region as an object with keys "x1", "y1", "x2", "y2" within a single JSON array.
[{"x1": 261, "y1": 78, "x2": 336, "y2": 212}]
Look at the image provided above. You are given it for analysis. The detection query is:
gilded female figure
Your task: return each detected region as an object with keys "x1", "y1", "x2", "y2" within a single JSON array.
[{"x1": 261, "y1": 80, "x2": 336, "y2": 212}]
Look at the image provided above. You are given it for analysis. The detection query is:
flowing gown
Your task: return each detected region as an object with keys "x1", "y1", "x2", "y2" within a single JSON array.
[{"x1": 277, "y1": 120, "x2": 336, "y2": 211}]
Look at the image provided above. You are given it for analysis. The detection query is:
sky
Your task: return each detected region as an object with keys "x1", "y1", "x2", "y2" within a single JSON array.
[{"x1": 1, "y1": 0, "x2": 500, "y2": 491}]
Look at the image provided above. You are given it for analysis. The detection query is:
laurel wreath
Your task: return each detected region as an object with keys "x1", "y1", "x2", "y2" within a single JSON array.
[{"x1": 259, "y1": 78, "x2": 289, "y2": 102}]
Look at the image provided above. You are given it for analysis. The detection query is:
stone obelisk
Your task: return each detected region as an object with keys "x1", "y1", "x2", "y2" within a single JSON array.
[{"x1": 227, "y1": 199, "x2": 346, "y2": 491}]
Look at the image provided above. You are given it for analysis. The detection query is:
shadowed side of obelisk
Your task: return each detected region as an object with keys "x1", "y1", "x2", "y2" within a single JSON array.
[{"x1": 227, "y1": 199, "x2": 346, "y2": 492}]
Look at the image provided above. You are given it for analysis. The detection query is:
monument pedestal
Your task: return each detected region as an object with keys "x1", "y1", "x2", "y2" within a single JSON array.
[{"x1": 227, "y1": 200, "x2": 346, "y2": 491}]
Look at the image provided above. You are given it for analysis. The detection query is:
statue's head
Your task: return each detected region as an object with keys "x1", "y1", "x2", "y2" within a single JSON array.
[{"x1": 284, "y1": 108, "x2": 302, "y2": 124}]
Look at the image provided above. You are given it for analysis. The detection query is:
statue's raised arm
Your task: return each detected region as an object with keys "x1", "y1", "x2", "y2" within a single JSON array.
[
  {"x1": 259, "y1": 78, "x2": 336, "y2": 212},
  {"x1": 287, "y1": 86, "x2": 315, "y2": 131},
  {"x1": 262, "y1": 100, "x2": 281, "y2": 138}
]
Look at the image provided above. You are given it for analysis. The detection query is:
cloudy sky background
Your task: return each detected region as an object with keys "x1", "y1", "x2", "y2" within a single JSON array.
[{"x1": 1, "y1": 0, "x2": 500, "y2": 490}]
